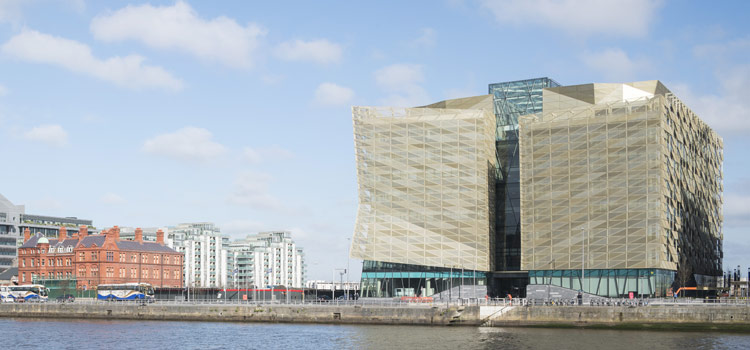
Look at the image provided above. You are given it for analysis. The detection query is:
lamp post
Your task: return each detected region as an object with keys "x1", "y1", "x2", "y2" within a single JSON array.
[
  {"x1": 580, "y1": 227, "x2": 585, "y2": 292},
  {"x1": 346, "y1": 238, "x2": 351, "y2": 300},
  {"x1": 449, "y1": 265, "x2": 453, "y2": 301}
]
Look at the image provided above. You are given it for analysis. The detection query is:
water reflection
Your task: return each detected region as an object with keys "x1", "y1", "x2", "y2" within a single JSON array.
[{"x1": 4, "y1": 318, "x2": 750, "y2": 350}]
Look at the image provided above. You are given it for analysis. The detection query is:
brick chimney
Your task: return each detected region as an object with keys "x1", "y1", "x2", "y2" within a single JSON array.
[
  {"x1": 135, "y1": 228, "x2": 143, "y2": 242},
  {"x1": 59, "y1": 226, "x2": 67, "y2": 241},
  {"x1": 156, "y1": 229, "x2": 164, "y2": 245},
  {"x1": 111, "y1": 226, "x2": 120, "y2": 241},
  {"x1": 79, "y1": 225, "x2": 88, "y2": 239},
  {"x1": 23, "y1": 228, "x2": 30, "y2": 242}
]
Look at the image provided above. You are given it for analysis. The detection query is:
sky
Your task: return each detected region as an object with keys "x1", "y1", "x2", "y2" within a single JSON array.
[{"x1": 0, "y1": 0, "x2": 748, "y2": 281}]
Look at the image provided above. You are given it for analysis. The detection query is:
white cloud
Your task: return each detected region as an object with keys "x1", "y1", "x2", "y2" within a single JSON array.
[
  {"x1": 581, "y1": 48, "x2": 650, "y2": 81},
  {"x1": 480, "y1": 0, "x2": 663, "y2": 37},
  {"x1": 28, "y1": 197, "x2": 63, "y2": 211},
  {"x1": 411, "y1": 28, "x2": 436, "y2": 48},
  {"x1": 1, "y1": 29, "x2": 183, "y2": 91},
  {"x1": 0, "y1": 83, "x2": 7, "y2": 96},
  {"x1": 374, "y1": 63, "x2": 430, "y2": 106},
  {"x1": 725, "y1": 194, "x2": 750, "y2": 219},
  {"x1": 142, "y1": 127, "x2": 227, "y2": 162},
  {"x1": 671, "y1": 65, "x2": 750, "y2": 134},
  {"x1": 90, "y1": 1, "x2": 265, "y2": 69},
  {"x1": 0, "y1": 0, "x2": 23, "y2": 24},
  {"x1": 274, "y1": 39, "x2": 343, "y2": 64},
  {"x1": 227, "y1": 171, "x2": 282, "y2": 210},
  {"x1": 23, "y1": 124, "x2": 68, "y2": 147},
  {"x1": 100, "y1": 193, "x2": 126, "y2": 205},
  {"x1": 241, "y1": 146, "x2": 293, "y2": 164},
  {"x1": 314, "y1": 82, "x2": 354, "y2": 106},
  {"x1": 221, "y1": 219, "x2": 267, "y2": 236}
]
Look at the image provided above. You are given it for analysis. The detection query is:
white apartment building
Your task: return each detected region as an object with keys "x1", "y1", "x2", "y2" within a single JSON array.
[
  {"x1": 171, "y1": 222, "x2": 228, "y2": 288},
  {"x1": 119, "y1": 226, "x2": 172, "y2": 246},
  {"x1": 227, "y1": 231, "x2": 305, "y2": 289}
]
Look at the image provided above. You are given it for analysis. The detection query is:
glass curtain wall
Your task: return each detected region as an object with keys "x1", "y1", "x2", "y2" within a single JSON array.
[
  {"x1": 489, "y1": 78, "x2": 560, "y2": 271},
  {"x1": 528, "y1": 269, "x2": 675, "y2": 297},
  {"x1": 360, "y1": 260, "x2": 486, "y2": 298}
]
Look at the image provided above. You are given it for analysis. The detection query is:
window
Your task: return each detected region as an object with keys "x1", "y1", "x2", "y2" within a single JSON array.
[
  {"x1": 106, "y1": 252, "x2": 114, "y2": 261},
  {"x1": 91, "y1": 252, "x2": 98, "y2": 260},
  {"x1": 165, "y1": 256, "x2": 170, "y2": 264},
  {"x1": 130, "y1": 268, "x2": 137, "y2": 279},
  {"x1": 21, "y1": 272, "x2": 25, "y2": 282},
  {"x1": 41, "y1": 259, "x2": 45, "y2": 266},
  {"x1": 22, "y1": 259, "x2": 25, "y2": 267},
  {"x1": 143, "y1": 269, "x2": 148, "y2": 278},
  {"x1": 66, "y1": 258, "x2": 71, "y2": 266},
  {"x1": 119, "y1": 253, "x2": 125, "y2": 262},
  {"x1": 173, "y1": 270, "x2": 178, "y2": 280},
  {"x1": 131, "y1": 254, "x2": 136, "y2": 263},
  {"x1": 78, "y1": 267, "x2": 86, "y2": 277},
  {"x1": 154, "y1": 255, "x2": 159, "y2": 264},
  {"x1": 79, "y1": 252, "x2": 85, "y2": 261},
  {"x1": 106, "y1": 267, "x2": 114, "y2": 278},
  {"x1": 142, "y1": 254, "x2": 148, "y2": 263},
  {"x1": 119, "y1": 268, "x2": 125, "y2": 278},
  {"x1": 164, "y1": 270, "x2": 169, "y2": 279}
]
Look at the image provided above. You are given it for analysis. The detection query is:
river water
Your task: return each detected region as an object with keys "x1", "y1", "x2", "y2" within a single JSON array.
[{"x1": 4, "y1": 318, "x2": 750, "y2": 349}]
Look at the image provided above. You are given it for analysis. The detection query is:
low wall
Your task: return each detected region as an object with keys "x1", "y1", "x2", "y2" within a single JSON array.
[
  {"x1": 4, "y1": 303, "x2": 750, "y2": 331},
  {"x1": 0, "y1": 303, "x2": 481, "y2": 326},
  {"x1": 483, "y1": 305, "x2": 750, "y2": 331}
]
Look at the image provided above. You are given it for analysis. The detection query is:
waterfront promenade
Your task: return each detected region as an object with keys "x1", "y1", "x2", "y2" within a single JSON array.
[{"x1": 2, "y1": 299, "x2": 750, "y2": 331}]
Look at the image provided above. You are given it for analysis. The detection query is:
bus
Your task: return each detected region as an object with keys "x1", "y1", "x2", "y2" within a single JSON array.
[
  {"x1": 7, "y1": 284, "x2": 49, "y2": 302},
  {"x1": 97, "y1": 283, "x2": 154, "y2": 301},
  {"x1": 0, "y1": 286, "x2": 10, "y2": 302}
]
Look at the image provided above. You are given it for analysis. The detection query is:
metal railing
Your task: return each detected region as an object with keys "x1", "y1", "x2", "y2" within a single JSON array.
[{"x1": 5, "y1": 296, "x2": 748, "y2": 308}]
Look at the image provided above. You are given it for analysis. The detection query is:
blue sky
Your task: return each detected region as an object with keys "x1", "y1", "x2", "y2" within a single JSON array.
[{"x1": 0, "y1": 0, "x2": 748, "y2": 280}]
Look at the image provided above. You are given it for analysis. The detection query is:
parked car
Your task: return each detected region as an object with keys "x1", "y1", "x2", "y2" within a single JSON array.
[
  {"x1": 317, "y1": 295, "x2": 332, "y2": 302},
  {"x1": 56, "y1": 294, "x2": 75, "y2": 303}
]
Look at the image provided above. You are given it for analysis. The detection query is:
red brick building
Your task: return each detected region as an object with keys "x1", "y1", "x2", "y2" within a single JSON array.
[{"x1": 18, "y1": 225, "x2": 183, "y2": 289}]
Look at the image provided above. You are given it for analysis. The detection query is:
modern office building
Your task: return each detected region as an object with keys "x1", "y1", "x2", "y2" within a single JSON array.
[
  {"x1": 519, "y1": 81, "x2": 723, "y2": 297},
  {"x1": 171, "y1": 222, "x2": 228, "y2": 288},
  {"x1": 227, "y1": 231, "x2": 306, "y2": 289},
  {"x1": 350, "y1": 78, "x2": 723, "y2": 298},
  {"x1": 0, "y1": 193, "x2": 93, "y2": 271},
  {"x1": 351, "y1": 99, "x2": 497, "y2": 298}
]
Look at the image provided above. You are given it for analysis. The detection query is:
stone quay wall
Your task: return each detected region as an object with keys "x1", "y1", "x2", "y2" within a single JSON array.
[
  {"x1": 3, "y1": 303, "x2": 750, "y2": 331},
  {"x1": 0, "y1": 303, "x2": 481, "y2": 326},
  {"x1": 483, "y1": 304, "x2": 750, "y2": 331}
]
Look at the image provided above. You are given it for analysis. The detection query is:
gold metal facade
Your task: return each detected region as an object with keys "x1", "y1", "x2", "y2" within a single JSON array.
[
  {"x1": 351, "y1": 105, "x2": 497, "y2": 272},
  {"x1": 519, "y1": 81, "x2": 723, "y2": 279}
]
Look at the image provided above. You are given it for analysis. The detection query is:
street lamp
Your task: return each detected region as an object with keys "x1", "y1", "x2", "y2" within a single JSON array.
[
  {"x1": 580, "y1": 227, "x2": 585, "y2": 292},
  {"x1": 346, "y1": 238, "x2": 351, "y2": 300}
]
